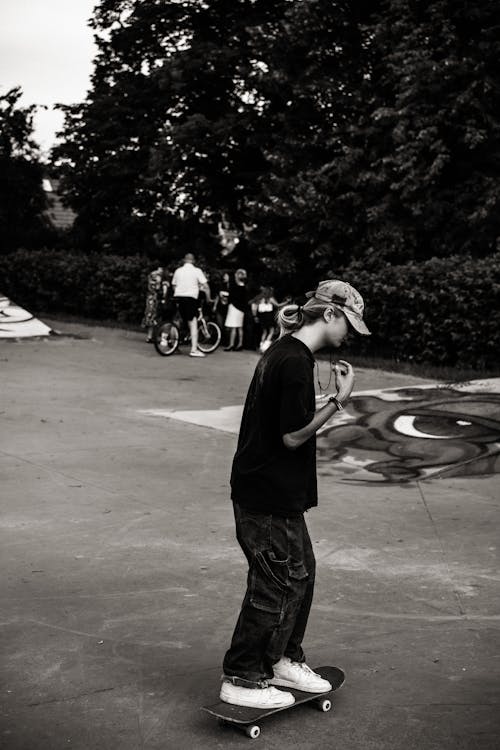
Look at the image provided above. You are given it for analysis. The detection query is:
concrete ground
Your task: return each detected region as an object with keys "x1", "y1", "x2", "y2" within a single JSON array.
[{"x1": 1, "y1": 321, "x2": 499, "y2": 750}]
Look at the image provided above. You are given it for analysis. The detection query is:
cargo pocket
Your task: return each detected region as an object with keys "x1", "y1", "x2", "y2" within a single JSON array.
[
  {"x1": 286, "y1": 560, "x2": 309, "y2": 606},
  {"x1": 288, "y1": 561, "x2": 309, "y2": 583},
  {"x1": 249, "y1": 550, "x2": 288, "y2": 614}
]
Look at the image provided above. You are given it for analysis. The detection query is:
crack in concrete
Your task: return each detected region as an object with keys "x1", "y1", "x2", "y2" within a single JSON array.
[
  {"x1": 1, "y1": 586, "x2": 192, "y2": 602},
  {"x1": 0, "y1": 448, "x2": 120, "y2": 496},
  {"x1": 313, "y1": 606, "x2": 500, "y2": 622},
  {"x1": 416, "y1": 481, "x2": 467, "y2": 616},
  {"x1": 371, "y1": 702, "x2": 500, "y2": 708},
  {"x1": 17, "y1": 618, "x2": 193, "y2": 649},
  {"x1": 27, "y1": 684, "x2": 127, "y2": 707}
]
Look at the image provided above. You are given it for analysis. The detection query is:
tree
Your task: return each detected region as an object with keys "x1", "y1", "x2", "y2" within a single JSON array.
[
  {"x1": 238, "y1": 0, "x2": 368, "y2": 285},
  {"x1": 54, "y1": 0, "x2": 500, "y2": 273},
  {"x1": 0, "y1": 87, "x2": 51, "y2": 253},
  {"x1": 352, "y1": 0, "x2": 500, "y2": 264},
  {"x1": 251, "y1": 0, "x2": 500, "y2": 276},
  {"x1": 54, "y1": 0, "x2": 269, "y2": 259},
  {"x1": 53, "y1": 2, "x2": 166, "y2": 256},
  {"x1": 54, "y1": 0, "x2": 365, "y2": 272}
]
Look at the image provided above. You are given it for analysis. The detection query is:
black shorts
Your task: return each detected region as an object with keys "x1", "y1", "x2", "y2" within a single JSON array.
[
  {"x1": 258, "y1": 311, "x2": 275, "y2": 328},
  {"x1": 175, "y1": 297, "x2": 199, "y2": 323}
]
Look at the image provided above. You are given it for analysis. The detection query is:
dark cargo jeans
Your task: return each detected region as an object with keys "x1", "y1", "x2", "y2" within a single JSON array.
[{"x1": 223, "y1": 503, "x2": 316, "y2": 687}]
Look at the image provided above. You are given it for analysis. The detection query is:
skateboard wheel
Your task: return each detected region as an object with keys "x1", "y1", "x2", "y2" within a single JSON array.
[
  {"x1": 245, "y1": 724, "x2": 261, "y2": 739},
  {"x1": 317, "y1": 697, "x2": 332, "y2": 712}
]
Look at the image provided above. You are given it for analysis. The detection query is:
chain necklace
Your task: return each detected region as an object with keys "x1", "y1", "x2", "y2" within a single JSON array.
[{"x1": 315, "y1": 350, "x2": 334, "y2": 395}]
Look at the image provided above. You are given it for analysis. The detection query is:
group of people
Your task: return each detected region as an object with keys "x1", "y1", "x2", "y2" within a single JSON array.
[
  {"x1": 142, "y1": 254, "x2": 213, "y2": 357},
  {"x1": 211, "y1": 270, "x2": 282, "y2": 352},
  {"x1": 141, "y1": 254, "x2": 285, "y2": 354}
]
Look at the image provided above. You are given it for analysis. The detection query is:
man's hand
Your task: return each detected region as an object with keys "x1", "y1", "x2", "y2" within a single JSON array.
[
  {"x1": 283, "y1": 359, "x2": 355, "y2": 451},
  {"x1": 333, "y1": 359, "x2": 355, "y2": 405}
]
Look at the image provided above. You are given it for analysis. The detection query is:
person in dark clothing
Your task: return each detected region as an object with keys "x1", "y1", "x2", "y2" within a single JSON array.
[
  {"x1": 220, "y1": 279, "x2": 371, "y2": 709},
  {"x1": 141, "y1": 266, "x2": 165, "y2": 342},
  {"x1": 212, "y1": 272, "x2": 231, "y2": 344},
  {"x1": 224, "y1": 268, "x2": 248, "y2": 351},
  {"x1": 250, "y1": 286, "x2": 280, "y2": 353}
]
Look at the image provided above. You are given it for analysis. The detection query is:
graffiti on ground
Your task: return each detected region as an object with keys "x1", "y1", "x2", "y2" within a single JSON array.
[
  {"x1": 141, "y1": 379, "x2": 500, "y2": 483},
  {"x1": 316, "y1": 379, "x2": 500, "y2": 482}
]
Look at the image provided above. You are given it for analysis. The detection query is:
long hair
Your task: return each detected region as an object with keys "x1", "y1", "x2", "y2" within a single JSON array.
[{"x1": 276, "y1": 299, "x2": 343, "y2": 336}]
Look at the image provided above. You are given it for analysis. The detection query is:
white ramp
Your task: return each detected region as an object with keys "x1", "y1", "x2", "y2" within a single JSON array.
[{"x1": 0, "y1": 294, "x2": 52, "y2": 339}]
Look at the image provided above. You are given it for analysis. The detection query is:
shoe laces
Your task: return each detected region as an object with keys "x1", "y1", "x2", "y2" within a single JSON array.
[
  {"x1": 265, "y1": 685, "x2": 281, "y2": 700},
  {"x1": 290, "y1": 661, "x2": 315, "y2": 679}
]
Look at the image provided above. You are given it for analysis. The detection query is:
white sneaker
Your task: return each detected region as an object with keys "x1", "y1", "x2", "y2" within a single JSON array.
[
  {"x1": 270, "y1": 657, "x2": 332, "y2": 693},
  {"x1": 189, "y1": 350, "x2": 206, "y2": 357},
  {"x1": 219, "y1": 680, "x2": 295, "y2": 709}
]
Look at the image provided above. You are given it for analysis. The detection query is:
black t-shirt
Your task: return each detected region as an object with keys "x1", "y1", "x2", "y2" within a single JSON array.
[
  {"x1": 230, "y1": 334, "x2": 318, "y2": 515},
  {"x1": 215, "y1": 286, "x2": 230, "y2": 314}
]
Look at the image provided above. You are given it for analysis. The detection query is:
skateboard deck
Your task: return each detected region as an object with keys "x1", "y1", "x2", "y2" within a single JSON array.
[{"x1": 202, "y1": 665, "x2": 345, "y2": 739}]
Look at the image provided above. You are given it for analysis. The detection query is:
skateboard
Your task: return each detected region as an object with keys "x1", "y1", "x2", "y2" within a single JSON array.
[{"x1": 202, "y1": 665, "x2": 345, "y2": 739}]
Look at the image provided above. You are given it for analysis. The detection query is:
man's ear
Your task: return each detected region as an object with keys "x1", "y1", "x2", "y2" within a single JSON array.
[{"x1": 324, "y1": 306, "x2": 334, "y2": 323}]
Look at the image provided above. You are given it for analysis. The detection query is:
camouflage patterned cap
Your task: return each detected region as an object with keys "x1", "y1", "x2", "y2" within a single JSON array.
[{"x1": 305, "y1": 279, "x2": 371, "y2": 335}]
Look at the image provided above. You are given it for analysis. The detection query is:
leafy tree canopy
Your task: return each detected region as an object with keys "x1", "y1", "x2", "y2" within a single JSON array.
[
  {"x1": 53, "y1": 0, "x2": 500, "y2": 285},
  {"x1": 0, "y1": 87, "x2": 52, "y2": 254},
  {"x1": 53, "y1": 0, "x2": 365, "y2": 270},
  {"x1": 355, "y1": 0, "x2": 500, "y2": 264}
]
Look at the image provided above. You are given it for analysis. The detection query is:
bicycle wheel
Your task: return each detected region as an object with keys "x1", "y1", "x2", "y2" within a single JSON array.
[
  {"x1": 154, "y1": 322, "x2": 180, "y2": 356},
  {"x1": 197, "y1": 320, "x2": 221, "y2": 353}
]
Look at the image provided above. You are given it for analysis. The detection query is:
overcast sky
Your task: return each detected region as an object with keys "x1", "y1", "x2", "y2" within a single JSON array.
[{"x1": 0, "y1": 0, "x2": 97, "y2": 154}]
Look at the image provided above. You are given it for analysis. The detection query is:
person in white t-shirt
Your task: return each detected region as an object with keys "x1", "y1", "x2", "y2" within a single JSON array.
[{"x1": 171, "y1": 254, "x2": 212, "y2": 357}]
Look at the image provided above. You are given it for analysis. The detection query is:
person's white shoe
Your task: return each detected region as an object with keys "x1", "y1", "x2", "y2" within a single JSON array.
[
  {"x1": 219, "y1": 680, "x2": 295, "y2": 709},
  {"x1": 189, "y1": 350, "x2": 206, "y2": 357},
  {"x1": 270, "y1": 657, "x2": 332, "y2": 693}
]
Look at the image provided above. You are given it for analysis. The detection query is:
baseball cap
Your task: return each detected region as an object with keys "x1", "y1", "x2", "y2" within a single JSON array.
[{"x1": 305, "y1": 279, "x2": 371, "y2": 335}]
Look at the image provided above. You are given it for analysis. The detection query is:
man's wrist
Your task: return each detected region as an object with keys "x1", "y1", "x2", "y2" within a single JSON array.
[{"x1": 327, "y1": 395, "x2": 344, "y2": 411}]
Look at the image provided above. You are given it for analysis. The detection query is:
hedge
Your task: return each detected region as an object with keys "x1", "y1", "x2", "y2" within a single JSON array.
[
  {"x1": 342, "y1": 253, "x2": 500, "y2": 368},
  {"x1": 1, "y1": 248, "x2": 499, "y2": 368},
  {"x1": 0, "y1": 249, "x2": 153, "y2": 324}
]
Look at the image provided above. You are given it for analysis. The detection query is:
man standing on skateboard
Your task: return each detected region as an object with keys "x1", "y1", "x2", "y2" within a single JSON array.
[{"x1": 220, "y1": 280, "x2": 371, "y2": 709}]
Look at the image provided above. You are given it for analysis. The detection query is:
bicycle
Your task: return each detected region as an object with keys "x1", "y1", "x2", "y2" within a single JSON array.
[{"x1": 153, "y1": 306, "x2": 222, "y2": 356}]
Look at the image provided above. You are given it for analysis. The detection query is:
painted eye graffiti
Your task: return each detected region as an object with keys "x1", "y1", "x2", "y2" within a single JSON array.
[
  {"x1": 317, "y1": 388, "x2": 500, "y2": 482},
  {"x1": 392, "y1": 407, "x2": 500, "y2": 443}
]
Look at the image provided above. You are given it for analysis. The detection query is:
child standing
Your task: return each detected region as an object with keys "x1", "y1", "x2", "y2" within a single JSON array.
[
  {"x1": 254, "y1": 286, "x2": 279, "y2": 353},
  {"x1": 220, "y1": 279, "x2": 371, "y2": 709}
]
